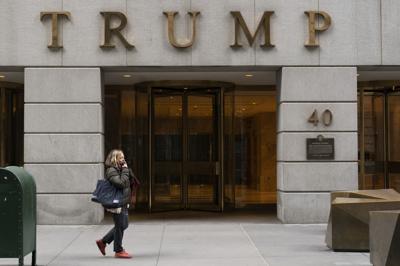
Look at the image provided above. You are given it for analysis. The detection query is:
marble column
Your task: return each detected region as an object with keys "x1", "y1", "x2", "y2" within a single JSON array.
[
  {"x1": 24, "y1": 68, "x2": 104, "y2": 224},
  {"x1": 276, "y1": 67, "x2": 358, "y2": 223}
]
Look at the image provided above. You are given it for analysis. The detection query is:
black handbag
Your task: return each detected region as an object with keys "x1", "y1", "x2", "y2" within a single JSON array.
[{"x1": 91, "y1": 179, "x2": 124, "y2": 208}]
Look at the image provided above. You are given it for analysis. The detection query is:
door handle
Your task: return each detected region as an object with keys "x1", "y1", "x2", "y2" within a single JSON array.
[{"x1": 215, "y1": 162, "x2": 220, "y2": 175}]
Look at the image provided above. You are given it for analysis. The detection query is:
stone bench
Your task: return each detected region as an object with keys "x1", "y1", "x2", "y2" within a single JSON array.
[
  {"x1": 370, "y1": 210, "x2": 400, "y2": 266},
  {"x1": 325, "y1": 189, "x2": 400, "y2": 251}
]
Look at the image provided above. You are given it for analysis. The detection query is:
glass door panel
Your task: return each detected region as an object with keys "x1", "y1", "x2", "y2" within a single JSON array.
[
  {"x1": 151, "y1": 94, "x2": 183, "y2": 210},
  {"x1": 223, "y1": 89, "x2": 235, "y2": 208},
  {"x1": 388, "y1": 94, "x2": 400, "y2": 192},
  {"x1": 0, "y1": 88, "x2": 23, "y2": 167},
  {"x1": 150, "y1": 88, "x2": 222, "y2": 211},
  {"x1": 234, "y1": 92, "x2": 277, "y2": 207},
  {"x1": 186, "y1": 94, "x2": 220, "y2": 210},
  {"x1": 363, "y1": 93, "x2": 385, "y2": 189},
  {"x1": 136, "y1": 89, "x2": 150, "y2": 208}
]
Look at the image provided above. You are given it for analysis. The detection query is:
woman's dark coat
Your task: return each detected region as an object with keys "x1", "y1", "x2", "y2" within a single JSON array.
[{"x1": 105, "y1": 166, "x2": 131, "y2": 206}]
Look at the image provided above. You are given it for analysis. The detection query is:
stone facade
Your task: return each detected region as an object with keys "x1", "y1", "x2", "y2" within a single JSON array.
[
  {"x1": 24, "y1": 68, "x2": 104, "y2": 224},
  {"x1": 277, "y1": 67, "x2": 358, "y2": 223},
  {"x1": 0, "y1": 0, "x2": 395, "y2": 67},
  {"x1": 0, "y1": 0, "x2": 398, "y2": 224}
]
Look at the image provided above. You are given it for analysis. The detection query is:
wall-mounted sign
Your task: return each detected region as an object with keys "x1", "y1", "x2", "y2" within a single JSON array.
[
  {"x1": 39, "y1": 10, "x2": 331, "y2": 50},
  {"x1": 306, "y1": 135, "x2": 334, "y2": 160}
]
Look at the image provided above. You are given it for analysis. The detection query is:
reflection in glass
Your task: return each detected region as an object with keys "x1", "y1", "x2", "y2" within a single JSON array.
[
  {"x1": 224, "y1": 90, "x2": 235, "y2": 207},
  {"x1": 0, "y1": 87, "x2": 24, "y2": 167},
  {"x1": 136, "y1": 89, "x2": 150, "y2": 206},
  {"x1": 388, "y1": 95, "x2": 400, "y2": 192},
  {"x1": 359, "y1": 88, "x2": 400, "y2": 193},
  {"x1": 105, "y1": 87, "x2": 149, "y2": 208},
  {"x1": 234, "y1": 92, "x2": 277, "y2": 207},
  {"x1": 187, "y1": 94, "x2": 219, "y2": 206},
  {"x1": 153, "y1": 95, "x2": 183, "y2": 205},
  {"x1": 360, "y1": 93, "x2": 385, "y2": 189}
]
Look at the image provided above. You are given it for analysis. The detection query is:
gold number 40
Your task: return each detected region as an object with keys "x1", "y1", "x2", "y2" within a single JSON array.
[{"x1": 308, "y1": 109, "x2": 332, "y2": 126}]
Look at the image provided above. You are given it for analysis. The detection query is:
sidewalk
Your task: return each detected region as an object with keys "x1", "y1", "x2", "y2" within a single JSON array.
[{"x1": 0, "y1": 211, "x2": 371, "y2": 266}]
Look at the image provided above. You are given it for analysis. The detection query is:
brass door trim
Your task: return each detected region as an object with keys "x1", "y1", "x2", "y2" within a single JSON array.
[
  {"x1": 135, "y1": 80, "x2": 235, "y2": 90},
  {"x1": 182, "y1": 91, "x2": 188, "y2": 209},
  {"x1": 219, "y1": 89, "x2": 224, "y2": 212},
  {"x1": 148, "y1": 86, "x2": 153, "y2": 212},
  {"x1": 359, "y1": 88, "x2": 365, "y2": 189},
  {"x1": 0, "y1": 88, "x2": 5, "y2": 165},
  {"x1": 0, "y1": 81, "x2": 23, "y2": 89},
  {"x1": 358, "y1": 80, "x2": 400, "y2": 88},
  {"x1": 384, "y1": 93, "x2": 389, "y2": 188}
]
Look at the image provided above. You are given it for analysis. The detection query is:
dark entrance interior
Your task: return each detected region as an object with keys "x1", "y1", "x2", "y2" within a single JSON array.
[
  {"x1": 104, "y1": 81, "x2": 277, "y2": 212},
  {"x1": 0, "y1": 83, "x2": 24, "y2": 167}
]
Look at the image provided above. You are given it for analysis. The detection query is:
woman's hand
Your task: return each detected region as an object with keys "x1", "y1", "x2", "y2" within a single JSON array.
[{"x1": 117, "y1": 153, "x2": 128, "y2": 169}]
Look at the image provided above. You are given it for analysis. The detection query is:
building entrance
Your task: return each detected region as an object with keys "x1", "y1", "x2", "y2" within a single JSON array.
[
  {"x1": 104, "y1": 80, "x2": 277, "y2": 212},
  {"x1": 151, "y1": 88, "x2": 221, "y2": 211},
  {"x1": 359, "y1": 83, "x2": 400, "y2": 192},
  {"x1": 0, "y1": 84, "x2": 23, "y2": 167}
]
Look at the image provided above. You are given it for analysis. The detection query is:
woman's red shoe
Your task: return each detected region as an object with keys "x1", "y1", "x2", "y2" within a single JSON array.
[
  {"x1": 95, "y1": 239, "x2": 106, "y2": 256},
  {"x1": 115, "y1": 250, "x2": 132, "y2": 258}
]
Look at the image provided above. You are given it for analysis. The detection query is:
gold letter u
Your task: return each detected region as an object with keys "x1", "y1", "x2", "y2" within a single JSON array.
[{"x1": 163, "y1": 11, "x2": 200, "y2": 48}]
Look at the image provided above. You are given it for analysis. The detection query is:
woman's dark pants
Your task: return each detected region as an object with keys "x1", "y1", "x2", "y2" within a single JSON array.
[{"x1": 102, "y1": 207, "x2": 129, "y2": 253}]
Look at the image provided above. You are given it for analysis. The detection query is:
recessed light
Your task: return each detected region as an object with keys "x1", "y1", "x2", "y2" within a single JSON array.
[
  {"x1": 242, "y1": 108, "x2": 246, "y2": 111},
  {"x1": 0, "y1": 75, "x2": 5, "y2": 79},
  {"x1": 122, "y1": 74, "x2": 131, "y2": 78},
  {"x1": 252, "y1": 102, "x2": 257, "y2": 105},
  {"x1": 244, "y1": 74, "x2": 253, "y2": 77}
]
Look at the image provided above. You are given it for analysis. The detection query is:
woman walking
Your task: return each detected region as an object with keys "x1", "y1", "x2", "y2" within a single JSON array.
[{"x1": 96, "y1": 149, "x2": 133, "y2": 259}]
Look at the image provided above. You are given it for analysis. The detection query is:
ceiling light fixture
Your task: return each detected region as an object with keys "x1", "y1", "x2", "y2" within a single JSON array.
[
  {"x1": 122, "y1": 74, "x2": 131, "y2": 78},
  {"x1": 0, "y1": 75, "x2": 5, "y2": 79},
  {"x1": 244, "y1": 74, "x2": 253, "y2": 77},
  {"x1": 252, "y1": 102, "x2": 257, "y2": 105}
]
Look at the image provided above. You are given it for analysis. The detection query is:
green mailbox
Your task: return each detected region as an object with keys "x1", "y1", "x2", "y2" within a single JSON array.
[{"x1": 0, "y1": 166, "x2": 36, "y2": 266}]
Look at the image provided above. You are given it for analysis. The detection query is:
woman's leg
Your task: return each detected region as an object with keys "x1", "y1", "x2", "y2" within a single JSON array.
[
  {"x1": 102, "y1": 225, "x2": 115, "y2": 245},
  {"x1": 96, "y1": 213, "x2": 118, "y2": 256},
  {"x1": 115, "y1": 207, "x2": 130, "y2": 252},
  {"x1": 100, "y1": 208, "x2": 129, "y2": 253},
  {"x1": 112, "y1": 210, "x2": 126, "y2": 252}
]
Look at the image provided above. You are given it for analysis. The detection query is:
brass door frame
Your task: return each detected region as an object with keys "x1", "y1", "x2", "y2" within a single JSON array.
[
  {"x1": 139, "y1": 81, "x2": 235, "y2": 212},
  {"x1": 151, "y1": 88, "x2": 220, "y2": 211},
  {"x1": 358, "y1": 84, "x2": 400, "y2": 189},
  {"x1": 0, "y1": 88, "x2": 5, "y2": 165}
]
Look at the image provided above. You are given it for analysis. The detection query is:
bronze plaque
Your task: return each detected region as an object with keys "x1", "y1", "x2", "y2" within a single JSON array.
[{"x1": 306, "y1": 137, "x2": 334, "y2": 160}]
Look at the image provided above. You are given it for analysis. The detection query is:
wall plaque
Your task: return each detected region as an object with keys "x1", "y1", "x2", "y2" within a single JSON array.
[{"x1": 306, "y1": 135, "x2": 334, "y2": 160}]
